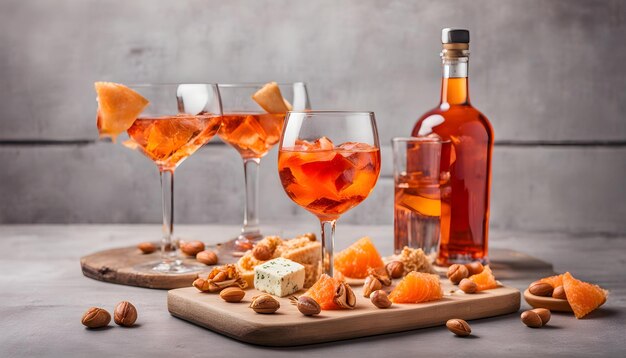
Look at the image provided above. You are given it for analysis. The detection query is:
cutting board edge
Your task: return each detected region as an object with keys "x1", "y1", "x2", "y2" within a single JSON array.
[{"x1": 167, "y1": 287, "x2": 521, "y2": 347}]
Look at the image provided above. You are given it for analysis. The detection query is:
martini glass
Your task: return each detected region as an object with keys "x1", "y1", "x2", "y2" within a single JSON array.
[
  {"x1": 99, "y1": 84, "x2": 222, "y2": 273},
  {"x1": 277, "y1": 111, "x2": 381, "y2": 277},
  {"x1": 217, "y1": 83, "x2": 309, "y2": 254}
]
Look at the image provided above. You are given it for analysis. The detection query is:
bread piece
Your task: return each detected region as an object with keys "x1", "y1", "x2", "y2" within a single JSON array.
[{"x1": 384, "y1": 246, "x2": 437, "y2": 276}]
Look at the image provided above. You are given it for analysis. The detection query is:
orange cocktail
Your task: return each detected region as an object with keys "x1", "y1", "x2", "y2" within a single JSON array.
[
  {"x1": 279, "y1": 138, "x2": 380, "y2": 220},
  {"x1": 125, "y1": 114, "x2": 221, "y2": 170},
  {"x1": 219, "y1": 113, "x2": 285, "y2": 159}
]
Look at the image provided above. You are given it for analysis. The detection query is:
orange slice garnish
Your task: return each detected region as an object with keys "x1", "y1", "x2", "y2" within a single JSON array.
[
  {"x1": 94, "y1": 82, "x2": 149, "y2": 140},
  {"x1": 251, "y1": 82, "x2": 291, "y2": 114}
]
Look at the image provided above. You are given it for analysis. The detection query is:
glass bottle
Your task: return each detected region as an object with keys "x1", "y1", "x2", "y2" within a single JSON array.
[{"x1": 412, "y1": 28, "x2": 494, "y2": 265}]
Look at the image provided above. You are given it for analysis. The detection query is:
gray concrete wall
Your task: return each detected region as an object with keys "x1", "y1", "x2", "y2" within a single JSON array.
[{"x1": 1, "y1": 0, "x2": 625, "y2": 234}]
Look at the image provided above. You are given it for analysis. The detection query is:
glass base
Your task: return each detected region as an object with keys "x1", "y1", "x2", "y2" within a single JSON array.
[
  {"x1": 134, "y1": 260, "x2": 206, "y2": 274},
  {"x1": 209, "y1": 232, "x2": 263, "y2": 261},
  {"x1": 435, "y1": 254, "x2": 489, "y2": 267}
]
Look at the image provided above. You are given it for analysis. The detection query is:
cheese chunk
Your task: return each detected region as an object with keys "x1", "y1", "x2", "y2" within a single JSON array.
[{"x1": 254, "y1": 258, "x2": 305, "y2": 297}]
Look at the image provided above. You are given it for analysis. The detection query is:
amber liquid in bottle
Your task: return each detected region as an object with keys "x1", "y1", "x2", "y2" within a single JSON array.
[{"x1": 412, "y1": 44, "x2": 494, "y2": 265}]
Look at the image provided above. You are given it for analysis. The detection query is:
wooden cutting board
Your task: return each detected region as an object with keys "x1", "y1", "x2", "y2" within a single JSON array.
[
  {"x1": 82, "y1": 246, "x2": 552, "y2": 289},
  {"x1": 168, "y1": 280, "x2": 520, "y2": 346}
]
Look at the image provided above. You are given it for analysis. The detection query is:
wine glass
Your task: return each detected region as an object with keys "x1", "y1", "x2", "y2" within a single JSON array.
[
  {"x1": 97, "y1": 83, "x2": 222, "y2": 273},
  {"x1": 217, "y1": 83, "x2": 309, "y2": 253},
  {"x1": 277, "y1": 111, "x2": 381, "y2": 277}
]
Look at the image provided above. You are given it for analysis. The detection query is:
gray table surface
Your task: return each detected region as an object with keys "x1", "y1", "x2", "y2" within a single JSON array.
[{"x1": 1, "y1": 224, "x2": 624, "y2": 357}]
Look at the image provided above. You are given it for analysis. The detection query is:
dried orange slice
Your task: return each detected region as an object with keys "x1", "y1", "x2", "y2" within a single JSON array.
[
  {"x1": 333, "y1": 237, "x2": 385, "y2": 279},
  {"x1": 388, "y1": 272, "x2": 442, "y2": 303},
  {"x1": 95, "y1": 82, "x2": 149, "y2": 140},
  {"x1": 302, "y1": 274, "x2": 342, "y2": 310},
  {"x1": 537, "y1": 274, "x2": 564, "y2": 288},
  {"x1": 562, "y1": 272, "x2": 608, "y2": 319},
  {"x1": 251, "y1": 82, "x2": 291, "y2": 114},
  {"x1": 468, "y1": 265, "x2": 498, "y2": 291}
]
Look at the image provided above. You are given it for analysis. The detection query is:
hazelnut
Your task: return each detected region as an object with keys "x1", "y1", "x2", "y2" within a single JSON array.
[
  {"x1": 528, "y1": 282, "x2": 554, "y2": 297},
  {"x1": 252, "y1": 244, "x2": 272, "y2": 261},
  {"x1": 303, "y1": 232, "x2": 317, "y2": 241},
  {"x1": 180, "y1": 240, "x2": 205, "y2": 256},
  {"x1": 363, "y1": 275, "x2": 383, "y2": 298},
  {"x1": 295, "y1": 296, "x2": 321, "y2": 316},
  {"x1": 196, "y1": 250, "x2": 218, "y2": 265},
  {"x1": 81, "y1": 307, "x2": 111, "y2": 328},
  {"x1": 386, "y1": 261, "x2": 405, "y2": 279},
  {"x1": 458, "y1": 278, "x2": 478, "y2": 294},
  {"x1": 464, "y1": 262, "x2": 484, "y2": 276},
  {"x1": 446, "y1": 318, "x2": 471, "y2": 336},
  {"x1": 532, "y1": 308, "x2": 551, "y2": 325},
  {"x1": 370, "y1": 290, "x2": 392, "y2": 309},
  {"x1": 521, "y1": 310, "x2": 543, "y2": 328},
  {"x1": 552, "y1": 285, "x2": 567, "y2": 300},
  {"x1": 249, "y1": 294, "x2": 280, "y2": 314},
  {"x1": 137, "y1": 242, "x2": 156, "y2": 254},
  {"x1": 447, "y1": 264, "x2": 469, "y2": 284},
  {"x1": 114, "y1": 301, "x2": 137, "y2": 327},
  {"x1": 220, "y1": 287, "x2": 245, "y2": 303}
]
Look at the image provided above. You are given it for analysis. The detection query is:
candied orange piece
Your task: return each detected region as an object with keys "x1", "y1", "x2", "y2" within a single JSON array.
[
  {"x1": 302, "y1": 274, "x2": 342, "y2": 310},
  {"x1": 468, "y1": 265, "x2": 498, "y2": 291},
  {"x1": 333, "y1": 237, "x2": 385, "y2": 279},
  {"x1": 389, "y1": 272, "x2": 443, "y2": 303},
  {"x1": 251, "y1": 82, "x2": 291, "y2": 114},
  {"x1": 562, "y1": 272, "x2": 608, "y2": 319},
  {"x1": 538, "y1": 274, "x2": 564, "y2": 288},
  {"x1": 94, "y1": 82, "x2": 149, "y2": 140}
]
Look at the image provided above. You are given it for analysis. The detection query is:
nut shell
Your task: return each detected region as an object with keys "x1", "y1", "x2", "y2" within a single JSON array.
[
  {"x1": 386, "y1": 261, "x2": 405, "y2": 279},
  {"x1": 137, "y1": 242, "x2": 156, "y2": 254},
  {"x1": 521, "y1": 310, "x2": 543, "y2": 328},
  {"x1": 252, "y1": 244, "x2": 272, "y2": 261},
  {"x1": 180, "y1": 240, "x2": 205, "y2": 256},
  {"x1": 250, "y1": 294, "x2": 280, "y2": 314},
  {"x1": 532, "y1": 308, "x2": 551, "y2": 325},
  {"x1": 528, "y1": 282, "x2": 554, "y2": 297},
  {"x1": 114, "y1": 301, "x2": 137, "y2": 327},
  {"x1": 370, "y1": 290, "x2": 392, "y2": 309},
  {"x1": 552, "y1": 285, "x2": 567, "y2": 300},
  {"x1": 296, "y1": 296, "x2": 321, "y2": 316},
  {"x1": 220, "y1": 287, "x2": 246, "y2": 303},
  {"x1": 196, "y1": 250, "x2": 218, "y2": 265},
  {"x1": 447, "y1": 264, "x2": 469, "y2": 284},
  {"x1": 458, "y1": 278, "x2": 478, "y2": 294},
  {"x1": 446, "y1": 318, "x2": 471, "y2": 336},
  {"x1": 81, "y1": 307, "x2": 111, "y2": 328},
  {"x1": 363, "y1": 275, "x2": 383, "y2": 298}
]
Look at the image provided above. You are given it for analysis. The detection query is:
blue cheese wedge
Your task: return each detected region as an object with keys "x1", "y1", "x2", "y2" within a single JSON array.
[{"x1": 254, "y1": 257, "x2": 305, "y2": 297}]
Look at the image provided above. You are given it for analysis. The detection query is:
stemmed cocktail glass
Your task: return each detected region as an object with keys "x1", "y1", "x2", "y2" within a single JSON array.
[
  {"x1": 96, "y1": 83, "x2": 222, "y2": 273},
  {"x1": 277, "y1": 111, "x2": 381, "y2": 277},
  {"x1": 217, "y1": 83, "x2": 309, "y2": 253}
]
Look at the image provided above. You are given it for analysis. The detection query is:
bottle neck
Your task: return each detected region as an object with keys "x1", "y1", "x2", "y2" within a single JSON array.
[{"x1": 440, "y1": 58, "x2": 470, "y2": 105}]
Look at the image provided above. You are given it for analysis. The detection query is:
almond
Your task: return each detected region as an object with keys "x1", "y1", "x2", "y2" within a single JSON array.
[
  {"x1": 446, "y1": 319, "x2": 471, "y2": 336},
  {"x1": 552, "y1": 285, "x2": 567, "y2": 300},
  {"x1": 180, "y1": 240, "x2": 205, "y2": 256},
  {"x1": 521, "y1": 310, "x2": 543, "y2": 328},
  {"x1": 137, "y1": 242, "x2": 156, "y2": 254},
  {"x1": 528, "y1": 282, "x2": 553, "y2": 297},
  {"x1": 220, "y1": 287, "x2": 246, "y2": 303},
  {"x1": 196, "y1": 250, "x2": 218, "y2": 265}
]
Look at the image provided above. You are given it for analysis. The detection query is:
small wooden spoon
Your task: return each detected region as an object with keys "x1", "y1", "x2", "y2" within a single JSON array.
[{"x1": 523, "y1": 289, "x2": 573, "y2": 312}]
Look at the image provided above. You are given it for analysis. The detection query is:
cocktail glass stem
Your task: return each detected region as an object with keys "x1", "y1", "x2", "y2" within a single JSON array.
[
  {"x1": 320, "y1": 219, "x2": 337, "y2": 277},
  {"x1": 237, "y1": 158, "x2": 261, "y2": 246},
  {"x1": 159, "y1": 169, "x2": 179, "y2": 267}
]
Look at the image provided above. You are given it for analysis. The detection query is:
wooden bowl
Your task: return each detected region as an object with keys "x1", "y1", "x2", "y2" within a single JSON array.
[{"x1": 523, "y1": 289, "x2": 573, "y2": 312}]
